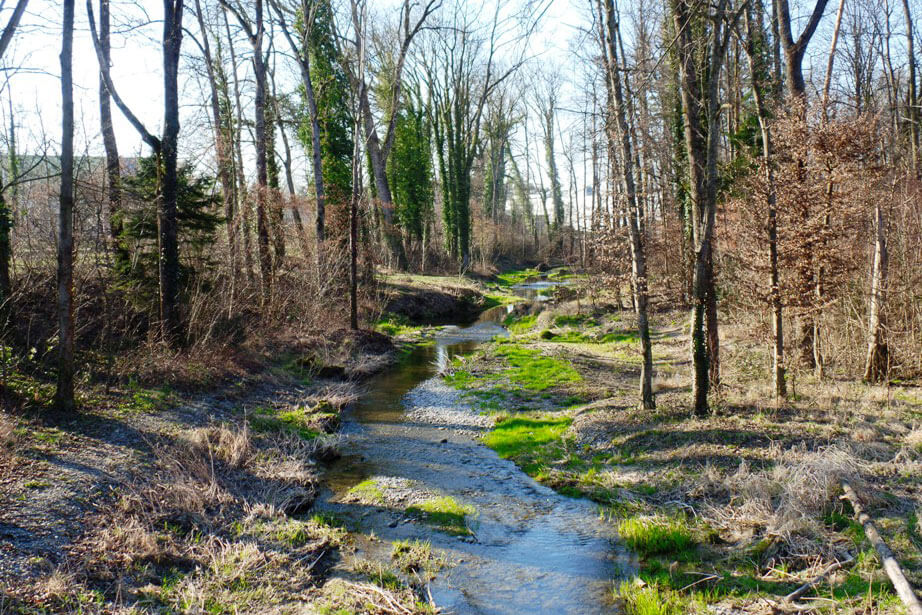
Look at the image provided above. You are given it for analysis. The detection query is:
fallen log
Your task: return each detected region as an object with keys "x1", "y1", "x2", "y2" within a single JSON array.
[{"x1": 841, "y1": 481, "x2": 922, "y2": 615}]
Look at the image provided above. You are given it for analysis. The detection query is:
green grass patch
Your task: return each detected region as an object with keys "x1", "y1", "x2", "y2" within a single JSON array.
[
  {"x1": 278, "y1": 354, "x2": 314, "y2": 385},
  {"x1": 496, "y1": 268, "x2": 542, "y2": 286},
  {"x1": 247, "y1": 406, "x2": 320, "y2": 440},
  {"x1": 495, "y1": 345, "x2": 581, "y2": 390},
  {"x1": 118, "y1": 382, "x2": 175, "y2": 416},
  {"x1": 406, "y1": 496, "x2": 475, "y2": 535},
  {"x1": 444, "y1": 369, "x2": 476, "y2": 388},
  {"x1": 503, "y1": 313, "x2": 537, "y2": 334},
  {"x1": 485, "y1": 415, "x2": 572, "y2": 462},
  {"x1": 374, "y1": 313, "x2": 423, "y2": 336},
  {"x1": 554, "y1": 314, "x2": 598, "y2": 328},
  {"x1": 616, "y1": 581, "x2": 690, "y2": 615},
  {"x1": 483, "y1": 292, "x2": 521, "y2": 308},
  {"x1": 347, "y1": 479, "x2": 386, "y2": 505},
  {"x1": 351, "y1": 559, "x2": 404, "y2": 590},
  {"x1": 618, "y1": 515, "x2": 696, "y2": 557},
  {"x1": 391, "y1": 539, "x2": 444, "y2": 578},
  {"x1": 29, "y1": 427, "x2": 65, "y2": 445},
  {"x1": 601, "y1": 331, "x2": 639, "y2": 344}
]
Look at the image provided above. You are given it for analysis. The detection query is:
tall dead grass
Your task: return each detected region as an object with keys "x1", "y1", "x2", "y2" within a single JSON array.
[
  {"x1": 76, "y1": 421, "x2": 323, "y2": 595},
  {"x1": 705, "y1": 444, "x2": 865, "y2": 554}
]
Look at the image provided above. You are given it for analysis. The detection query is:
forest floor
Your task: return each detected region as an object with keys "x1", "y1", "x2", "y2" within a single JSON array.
[
  {"x1": 439, "y1": 288, "x2": 922, "y2": 614},
  {"x1": 0, "y1": 272, "x2": 490, "y2": 615}
]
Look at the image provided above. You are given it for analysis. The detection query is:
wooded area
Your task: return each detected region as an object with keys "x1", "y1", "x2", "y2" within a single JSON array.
[{"x1": 0, "y1": 0, "x2": 917, "y2": 411}]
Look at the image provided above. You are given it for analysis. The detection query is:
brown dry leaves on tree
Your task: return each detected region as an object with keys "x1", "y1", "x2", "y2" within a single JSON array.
[{"x1": 726, "y1": 105, "x2": 885, "y2": 346}]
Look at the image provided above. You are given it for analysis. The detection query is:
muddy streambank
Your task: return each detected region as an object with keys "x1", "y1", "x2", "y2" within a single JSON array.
[{"x1": 316, "y1": 295, "x2": 628, "y2": 614}]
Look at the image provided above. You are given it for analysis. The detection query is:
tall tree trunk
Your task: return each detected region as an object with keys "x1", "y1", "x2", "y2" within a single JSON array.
[
  {"x1": 272, "y1": 95, "x2": 311, "y2": 256},
  {"x1": 254, "y1": 2, "x2": 273, "y2": 300},
  {"x1": 821, "y1": 0, "x2": 846, "y2": 119},
  {"x1": 0, "y1": 0, "x2": 29, "y2": 61},
  {"x1": 221, "y1": 0, "x2": 273, "y2": 302},
  {"x1": 0, "y1": 94, "x2": 15, "y2": 310},
  {"x1": 87, "y1": 0, "x2": 183, "y2": 343},
  {"x1": 98, "y1": 0, "x2": 128, "y2": 272},
  {"x1": 160, "y1": 0, "x2": 184, "y2": 342},
  {"x1": 598, "y1": 0, "x2": 655, "y2": 409},
  {"x1": 223, "y1": 10, "x2": 254, "y2": 284},
  {"x1": 0, "y1": 188, "x2": 10, "y2": 312},
  {"x1": 744, "y1": 0, "x2": 786, "y2": 399},
  {"x1": 350, "y1": 113, "x2": 361, "y2": 330},
  {"x1": 902, "y1": 0, "x2": 918, "y2": 173},
  {"x1": 672, "y1": 0, "x2": 730, "y2": 415},
  {"x1": 56, "y1": 0, "x2": 76, "y2": 411},
  {"x1": 347, "y1": 0, "x2": 438, "y2": 271},
  {"x1": 193, "y1": 0, "x2": 238, "y2": 293},
  {"x1": 864, "y1": 200, "x2": 889, "y2": 382},
  {"x1": 270, "y1": 1, "x2": 327, "y2": 259}
]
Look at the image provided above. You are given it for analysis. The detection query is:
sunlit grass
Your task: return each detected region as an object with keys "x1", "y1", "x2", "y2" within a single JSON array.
[
  {"x1": 496, "y1": 268, "x2": 542, "y2": 286},
  {"x1": 616, "y1": 581, "x2": 690, "y2": 615},
  {"x1": 617, "y1": 515, "x2": 695, "y2": 557},
  {"x1": 406, "y1": 496, "x2": 475, "y2": 535},
  {"x1": 495, "y1": 344, "x2": 581, "y2": 390},
  {"x1": 503, "y1": 312, "x2": 537, "y2": 334},
  {"x1": 374, "y1": 313, "x2": 423, "y2": 336},
  {"x1": 347, "y1": 479, "x2": 385, "y2": 505},
  {"x1": 248, "y1": 406, "x2": 320, "y2": 440},
  {"x1": 485, "y1": 415, "x2": 572, "y2": 459}
]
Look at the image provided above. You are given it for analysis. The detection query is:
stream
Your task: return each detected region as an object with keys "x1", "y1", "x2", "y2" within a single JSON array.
[{"x1": 316, "y1": 283, "x2": 628, "y2": 614}]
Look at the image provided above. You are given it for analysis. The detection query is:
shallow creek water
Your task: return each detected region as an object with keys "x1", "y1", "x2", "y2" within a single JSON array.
[{"x1": 316, "y1": 285, "x2": 628, "y2": 614}]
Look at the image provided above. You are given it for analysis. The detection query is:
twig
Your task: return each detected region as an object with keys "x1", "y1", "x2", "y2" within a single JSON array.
[
  {"x1": 679, "y1": 574, "x2": 719, "y2": 592},
  {"x1": 841, "y1": 481, "x2": 922, "y2": 615},
  {"x1": 783, "y1": 556, "x2": 854, "y2": 603},
  {"x1": 294, "y1": 548, "x2": 327, "y2": 573}
]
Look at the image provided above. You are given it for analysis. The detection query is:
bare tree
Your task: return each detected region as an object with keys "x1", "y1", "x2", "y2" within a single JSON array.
[
  {"x1": 193, "y1": 0, "x2": 239, "y2": 288},
  {"x1": 270, "y1": 0, "x2": 327, "y2": 259},
  {"x1": 0, "y1": 0, "x2": 29, "y2": 61},
  {"x1": 864, "y1": 191, "x2": 890, "y2": 381},
  {"x1": 596, "y1": 0, "x2": 655, "y2": 409},
  {"x1": 742, "y1": 0, "x2": 786, "y2": 399},
  {"x1": 55, "y1": 0, "x2": 75, "y2": 411},
  {"x1": 341, "y1": 0, "x2": 440, "y2": 269},
  {"x1": 96, "y1": 0, "x2": 128, "y2": 271},
  {"x1": 776, "y1": 0, "x2": 830, "y2": 98},
  {"x1": 901, "y1": 0, "x2": 918, "y2": 172},
  {"x1": 219, "y1": 0, "x2": 273, "y2": 303},
  {"x1": 0, "y1": 0, "x2": 31, "y2": 309}
]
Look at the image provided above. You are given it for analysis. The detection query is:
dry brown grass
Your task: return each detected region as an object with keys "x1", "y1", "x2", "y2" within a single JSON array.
[
  {"x1": 312, "y1": 577, "x2": 436, "y2": 615},
  {"x1": 906, "y1": 428, "x2": 922, "y2": 454},
  {"x1": 305, "y1": 382, "x2": 360, "y2": 409},
  {"x1": 53, "y1": 419, "x2": 333, "y2": 611},
  {"x1": 710, "y1": 445, "x2": 864, "y2": 549}
]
